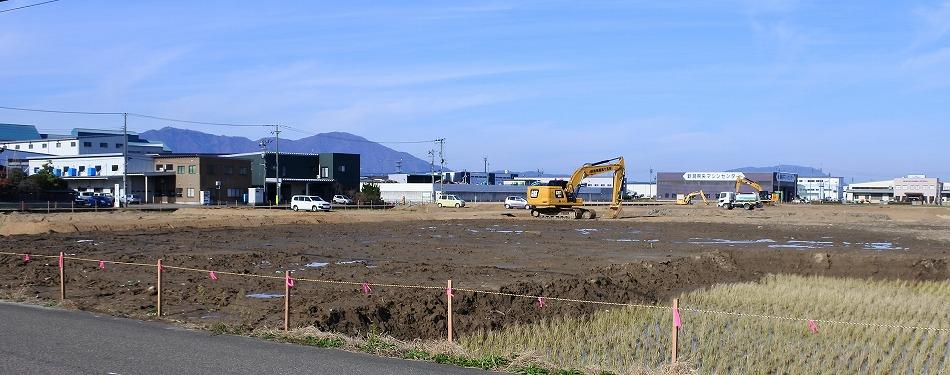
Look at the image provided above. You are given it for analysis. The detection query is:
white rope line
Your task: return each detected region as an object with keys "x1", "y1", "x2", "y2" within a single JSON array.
[{"x1": 4, "y1": 252, "x2": 949, "y2": 333}]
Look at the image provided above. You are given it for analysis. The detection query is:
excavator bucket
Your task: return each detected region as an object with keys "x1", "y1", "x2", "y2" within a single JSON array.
[{"x1": 609, "y1": 204, "x2": 622, "y2": 219}]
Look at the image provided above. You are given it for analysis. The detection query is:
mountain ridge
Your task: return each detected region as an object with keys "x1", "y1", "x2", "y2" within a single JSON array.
[{"x1": 139, "y1": 127, "x2": 431, "y2": 174}]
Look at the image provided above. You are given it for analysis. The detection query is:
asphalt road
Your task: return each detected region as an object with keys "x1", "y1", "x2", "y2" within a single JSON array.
[{"x1": 0, "y1": 302, "x2": 494, "y2": 375}]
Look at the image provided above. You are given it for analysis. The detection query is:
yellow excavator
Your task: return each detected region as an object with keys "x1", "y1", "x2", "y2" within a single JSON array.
[
  {"x1": 735, "y1": 176, "x2": 779, "y2": 205},
  {"x1": 676, "y1": 190, "x2": 709, "y2": 205},
  {"x1": 526, "y1": 157, "x2": 625, "y2": 219}
]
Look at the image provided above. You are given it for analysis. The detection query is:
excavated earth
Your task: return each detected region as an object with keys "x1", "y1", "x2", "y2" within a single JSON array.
[{"x1": 1, "y1": 215, "x2": 949, "y2": 340}]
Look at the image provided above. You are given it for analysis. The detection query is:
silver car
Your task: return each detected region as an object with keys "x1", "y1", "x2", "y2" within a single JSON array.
[{"x1": 504, "y1": 196, "x2": 530, "y2": 209}]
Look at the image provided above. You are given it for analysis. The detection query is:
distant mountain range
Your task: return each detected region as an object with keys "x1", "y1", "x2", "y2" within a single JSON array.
[
  {"x1": 728, "y1": 165, "x2": 830, "y2": 177},
  {"x1": 139, "y1": 127, "x2": 432, "y2": 175}
]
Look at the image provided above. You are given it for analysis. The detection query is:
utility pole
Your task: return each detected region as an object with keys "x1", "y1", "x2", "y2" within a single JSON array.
[
  {"x1": 428, "y1": 149, "x2": 436, "y2": 203},
  {"x1": 272, "y1": 124, "x2": 281, "y2": 205},
  {"x1": 122, "y1": 113, "x2": 128, "y2": 208},
  {"x1": 259, "y1": 139, "x2": 271, "y2": 203},
  {"x1": 437, "y1": 138, "x2": 445, "y2": 194},
  {"x1": 483, "y1": 157, "x2": 488, "y2": 174}
]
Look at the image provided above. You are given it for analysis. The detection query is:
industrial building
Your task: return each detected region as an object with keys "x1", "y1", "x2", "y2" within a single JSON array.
[
  {"x1": 797, "y1": 176, "x2": 844, "y2": 202},
  {"x1": 657, "y1": 171, "x2": 798, "y2": 202},
  {"x1": 0, "y1": 125, "x2": 169, "y2": 156},
  {"x1": 844, "y1": 175, "x2": 945, "y2": 205}
]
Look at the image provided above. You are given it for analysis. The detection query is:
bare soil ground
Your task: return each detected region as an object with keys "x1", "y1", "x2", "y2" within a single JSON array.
[{"x1": 0, "y1": 203, "x2": 948, "y2": 340}]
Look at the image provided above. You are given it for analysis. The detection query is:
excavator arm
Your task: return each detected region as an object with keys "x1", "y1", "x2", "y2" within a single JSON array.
[{"x1": 564, "y1": 157, "x2": 625, "y2": 218}]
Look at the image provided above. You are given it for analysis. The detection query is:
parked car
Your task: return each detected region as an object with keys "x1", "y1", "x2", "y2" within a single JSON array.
[
  {"x1": 504, "y1": 196, "x2": 530, "y2": 209},
  {"x1": 97, "y1": 194, "x2": 116, "y2": 206},
  {"x1": 436, "y1": 194, "x2": 465, "y2": 208},
  {"x1": 83, "y1": 195, "x2": 112, "y2": 207},
  {"x1": 119, "y1": 194, "x2": 142, "y2": 205},
  {"x1": 291, "y1": 195, "x2": 331, "y2": 212},
  {"x1": 332, "y1": 195, "x2": 353, "y2": 205},
  {"x1": 74, "y1": 191, "x2": 95, "y2": 206}
]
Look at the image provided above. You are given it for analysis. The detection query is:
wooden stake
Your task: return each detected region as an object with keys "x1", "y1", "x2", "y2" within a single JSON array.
[
  {"x1": 156, "y1": 259, "x2": 163, "y2": 317},
  {"x1": 58, "y1": 252, "x2": 65, "y2": 300},
  {"x1": 671, "y1": 298, "x2": 679, "y2": 363},
  {"x1": 447, "y1": 279, "x2": 453, "y2": 343},
  {"x1": 284, "y1": 271, "x2": 290, "y2": 332}
]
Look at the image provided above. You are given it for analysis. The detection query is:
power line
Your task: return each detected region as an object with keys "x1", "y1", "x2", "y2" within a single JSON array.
[
  {"x1": 126, "y1": 113, "x2": 273, "y2": 128},
  {"x1": 0, "y1": 105, "x2": 121, "y2": 116},
  {"x1": 0, "y1": 0, "x2": 61, "y2": 14}
]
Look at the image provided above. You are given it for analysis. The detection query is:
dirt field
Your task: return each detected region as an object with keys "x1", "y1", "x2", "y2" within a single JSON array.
[{"x1": 0, "y1": 203, "x2": 948, "y2": 340}]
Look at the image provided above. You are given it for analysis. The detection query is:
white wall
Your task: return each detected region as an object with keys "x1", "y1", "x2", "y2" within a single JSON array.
[
  {"x1": 797, "y1": 177, "x2": 844, "y2": 201},
  {"x1": 27, "y1": 155, "x2": 154, "y2": 177}
]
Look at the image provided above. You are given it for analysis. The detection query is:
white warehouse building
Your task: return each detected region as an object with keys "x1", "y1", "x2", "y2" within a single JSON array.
[{"x1": 797, "y1": 176, "x2": 844, "y2": 202}]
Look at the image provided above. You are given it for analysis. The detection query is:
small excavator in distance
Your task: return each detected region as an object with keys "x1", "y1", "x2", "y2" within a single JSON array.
[
  {"x1": 526, "y1": 157, "x2": 625, "y2": 219},
  {"x1": 676, "y1": 190, "x2": 710, "y2": 205}
]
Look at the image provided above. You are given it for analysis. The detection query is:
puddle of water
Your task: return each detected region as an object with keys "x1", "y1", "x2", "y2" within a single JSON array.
[
  {"x1": 246, "y1": 293, "x2": 284, "y2": 299},
  {"x1": 862, "y1": 242, "x2": 903, "y2": 250},
  {"x1": 687, "y1": 238, "x2": 776, "y2": 245},
  {"x1": 336, "y1": 260, "x2": 366, "y2": 265},
  {"x1": 304, "y1": 262, "x2": 329, "y2": 268}
]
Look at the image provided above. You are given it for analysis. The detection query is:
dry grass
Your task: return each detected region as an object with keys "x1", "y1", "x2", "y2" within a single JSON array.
[{"x1": 461, "y1": 275, "x2": 950, "y2": 374}]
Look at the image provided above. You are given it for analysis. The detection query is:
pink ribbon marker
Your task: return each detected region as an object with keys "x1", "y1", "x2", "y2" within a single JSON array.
[
  {"x1": 23, "y1": 254, "x2": 30, "y2": 263},
  {"x1": 98, "y1": 260, "x2": 105, "y2": 269},
  {"x1": 209, "y1": 271, "x2": 218, "y2": 280},
  {"x1": 285, "y1": 274, "x2": 295, "y2": 288},
  {"x1": 537, "y1": 297, "x2": 546, "y2": 308},
  {"x1": 361, "y1": 282, "x2": 372, "y2": 295},
  {"x1": 58, "y1": 253, "x2": 64, "y2": 271},
  {"x1": 673, "y1": 307, "x2": 682, "y2": 328},
  {"x1": 808, "y1": 320, "x2": 819, "y2": 334},
  {"x1": 446, "y1": 287, "x2": 454, "y2": 298}
]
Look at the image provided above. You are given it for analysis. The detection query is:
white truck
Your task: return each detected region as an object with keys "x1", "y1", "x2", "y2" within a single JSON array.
[{"x1": 718, "y1": 192, "x2": 763, "y2": 210}]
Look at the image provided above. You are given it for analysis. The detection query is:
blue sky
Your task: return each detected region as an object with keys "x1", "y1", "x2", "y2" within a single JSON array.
[{"x1": 2, "y1": 1, "x2": 949, "y2": 181}]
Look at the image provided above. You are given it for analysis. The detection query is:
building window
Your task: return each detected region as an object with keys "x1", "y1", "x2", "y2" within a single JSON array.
[
  {"x1": 78, "y1": 166, "x2": 85, "y2": 173},
  {"x1": 28, "y1": 144, "x2": 33, "y2": 149},
  {"x1": 99, "y1": 142, "x2": 108, "y2": 148},
  {"x1": 71, "y1": 141, "x2": 76, "y2": 147},
  {"x1": 225, "y1": 166, "x2": 234, "y2": 175},
  {"x1": 227, "y1": 188, "x2": 240, "y2": 197},
  {"x1": 14, "y1": 145, "x2": 20, "y2": 150},
  {"x1": 116, "y1": 143, "x2": 123, "y2": 148},
  {"x1": 94, "y1": 165, "x2": 102, "y2": 172},
  {"x1": 321, "y1": 167, "x2": 329, "y2": 178},
  {"x1": 177, "y1": 166, "x2": 185, "y2": 174},
  {"x1": 187, "y1": 188, "x2": 195, "y2": 198},
  {"x1": 112, "y1": 165, "x2": 119, "y2": 172},
  {"x1": 188, "y1": 165, "x2": 196, "y2": 174},
  {"x1": 33, "y1": 167, "x2": 39, "y2": 173},
  {"x1": 239, "y1": 167, "x2": 248, "y2": 175},
  {"x1": 165, "y1": 164, "x2": 172, "y2": 171},
  {"x1": 339, "y1": 165, "x2": 345, "y2": 172},
  {"x1": 83, "y1": 142, "x2": 92, "y2": 147},
  {"x1": 55, "y1": 142, "x2": 61, "y2": 148},
  {"x1": 42, "y1": 143, "x2": 47, "y2": 148}
]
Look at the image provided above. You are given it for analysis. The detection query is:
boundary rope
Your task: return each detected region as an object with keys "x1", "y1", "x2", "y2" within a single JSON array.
[{"x1": 3, "y1": 251, "x2": 949, "y2": 333}]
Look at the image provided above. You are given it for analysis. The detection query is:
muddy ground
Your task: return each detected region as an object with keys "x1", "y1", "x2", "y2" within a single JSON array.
[{"x1": 2, "y1": 209, "x2": 948, "y2": 340}]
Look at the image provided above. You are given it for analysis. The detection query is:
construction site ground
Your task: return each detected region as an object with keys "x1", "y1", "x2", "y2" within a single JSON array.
[{"x1": 1, "y1": 203, "x2": 948, "y2": 340}]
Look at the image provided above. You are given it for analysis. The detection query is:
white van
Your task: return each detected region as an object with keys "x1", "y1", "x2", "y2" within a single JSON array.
[{"x1": 291, "y1": 195, "x2": 331, "y2": 212}]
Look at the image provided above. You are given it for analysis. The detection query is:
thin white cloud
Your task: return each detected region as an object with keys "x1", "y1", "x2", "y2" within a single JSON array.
[{"x1": 911, "y1": 1, "x2": 950, "y2": 48}]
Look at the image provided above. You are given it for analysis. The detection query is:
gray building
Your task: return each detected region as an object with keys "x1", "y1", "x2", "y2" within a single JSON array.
[
  {"x1": 225, "y1": 152, "x2": 359, "y2": 203},
  {"x1": 657, "y1": 171, "x2": 798, "y2": 202}
]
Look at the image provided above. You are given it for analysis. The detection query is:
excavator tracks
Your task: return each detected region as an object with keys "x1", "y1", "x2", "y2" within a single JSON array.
[{"x1": 530, "y1": 207, "x2": 597, "y2": 220}]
